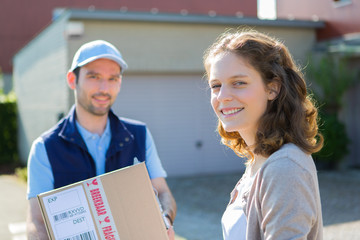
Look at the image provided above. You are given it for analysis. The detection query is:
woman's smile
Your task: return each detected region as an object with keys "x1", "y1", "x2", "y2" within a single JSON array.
[
  {"x1": 220, "y1": 107, "x2": 244, "y2": 116},
  {"x1": 209, "y1": 52, "x2": 270, "y2": 134}
]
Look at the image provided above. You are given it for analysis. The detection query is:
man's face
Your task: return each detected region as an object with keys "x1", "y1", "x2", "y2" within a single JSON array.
[{"x1": 75, "y1": 58, "x2": 122, "y2": 116}]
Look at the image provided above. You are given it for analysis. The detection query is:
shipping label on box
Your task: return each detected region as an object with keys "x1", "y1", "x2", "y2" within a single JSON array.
[
  {"x1": 41, "y1": 185, "x2": 99, "y2": 239},
  {"x1": 38, "y1": 163, "x2": 169, "y2": 240}
]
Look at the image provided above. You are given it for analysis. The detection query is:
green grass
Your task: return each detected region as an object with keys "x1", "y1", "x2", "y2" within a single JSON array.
[{"x1": 15, "y1": 167, "x2": 27, "y2": 183}]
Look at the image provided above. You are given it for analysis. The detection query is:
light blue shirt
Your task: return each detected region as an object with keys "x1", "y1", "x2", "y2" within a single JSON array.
[{"x1": 27, "y1": 119, "x2": 166, "y2": 199}]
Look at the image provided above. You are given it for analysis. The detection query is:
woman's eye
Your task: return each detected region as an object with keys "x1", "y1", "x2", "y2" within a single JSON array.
[
  {"x1": 210, "y1": 84, "x2": 221, "y2": 89},
  {"x1": 234, "y1": 81, "x2": 246, "y2": 86}
]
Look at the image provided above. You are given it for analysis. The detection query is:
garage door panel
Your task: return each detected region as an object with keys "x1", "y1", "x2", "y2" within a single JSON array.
[{"x1": 113, "y1": 75, "x2": 245, "y2": 176}]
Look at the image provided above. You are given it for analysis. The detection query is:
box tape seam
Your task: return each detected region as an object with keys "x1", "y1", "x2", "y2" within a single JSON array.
[{"x1": 83, "y1": 177, "x2": 120, "y2": 240}]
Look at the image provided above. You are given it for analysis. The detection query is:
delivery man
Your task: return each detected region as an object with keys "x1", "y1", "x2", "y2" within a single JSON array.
[{"x1": 26, "y1": 40, "x2": 176, "y2": 239}]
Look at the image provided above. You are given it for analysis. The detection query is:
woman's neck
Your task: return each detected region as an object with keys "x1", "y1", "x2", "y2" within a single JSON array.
[
  {"x1": 240, "y1": 129, "x2": 267, "y2": 176},
  {"x1": 239, "y1": 128, "x2": 257, "y2": 150},
  {"x1": 248, "y1": 154, "x2": 267, "y2": 177}
]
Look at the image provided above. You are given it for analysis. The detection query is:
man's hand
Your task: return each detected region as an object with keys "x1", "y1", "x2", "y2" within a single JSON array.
[
  {"x1": 167, "y1": 225, "x2": 175, "y2": 240},
  {"x1": 151, "y1": 177, "x2": 177, "y2": 240},
  {"x1": 27, "y1": 198, "x2": 49, "y2": 239},
  {"x1": 163, "y1": 213, "x2": 175, "y2": 239}
]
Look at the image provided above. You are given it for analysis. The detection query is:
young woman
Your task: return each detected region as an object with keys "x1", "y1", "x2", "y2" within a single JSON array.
[{"x1": 203, "y1": 30, "x2": 324, "y2": 239}]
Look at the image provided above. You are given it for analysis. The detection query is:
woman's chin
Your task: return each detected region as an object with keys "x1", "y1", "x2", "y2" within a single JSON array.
[{"x1": 222, "y1": 124, "x2": 240, "y2": 133}]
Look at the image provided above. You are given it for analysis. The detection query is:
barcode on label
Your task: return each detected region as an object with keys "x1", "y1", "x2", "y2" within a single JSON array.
[
  {"x1": 63, "y1": 231, "x2": 96, "y2": 240},
  {"x1": 53, "y1": 211, "x2": 69, "y2": 222}
]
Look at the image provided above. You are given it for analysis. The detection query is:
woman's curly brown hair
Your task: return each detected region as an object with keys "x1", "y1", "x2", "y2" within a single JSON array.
[{"x1": 203, "y1": 30, "x2": 323, "y2": 161}]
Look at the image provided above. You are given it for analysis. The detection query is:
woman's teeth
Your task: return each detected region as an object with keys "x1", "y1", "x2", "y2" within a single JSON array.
[{"x1": 222, "y1": 108, "x2": 243, "y2": 115}]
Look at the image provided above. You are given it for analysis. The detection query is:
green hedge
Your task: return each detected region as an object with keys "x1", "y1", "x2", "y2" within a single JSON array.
[
  {"x1": 0, "y1": 91, "x2": 19, "y2": 165},
  {"x1": 313, "y1": 112, "x2": 350, "y2": 169}
]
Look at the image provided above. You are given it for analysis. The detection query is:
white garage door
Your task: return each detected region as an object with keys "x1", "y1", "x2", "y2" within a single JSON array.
[{"x1": 113, "y1": 74, "x2": 245, "y2": 176}]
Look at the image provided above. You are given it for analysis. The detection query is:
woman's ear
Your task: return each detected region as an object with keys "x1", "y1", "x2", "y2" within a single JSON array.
[
  {"x1": 67, "y1": 72, "x2": 76, "y2": 90},
  {"x1": 267, "y1": 81, "x2": 280, "y2": 100}
]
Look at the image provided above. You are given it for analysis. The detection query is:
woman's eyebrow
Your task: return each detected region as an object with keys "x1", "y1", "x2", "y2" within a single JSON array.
[
  {"x1": 209, "y1": 74, "x2": 249, "y2": 82},
  {"x1": 229, "y1": 74, "x2": 249, "y2": 79}
]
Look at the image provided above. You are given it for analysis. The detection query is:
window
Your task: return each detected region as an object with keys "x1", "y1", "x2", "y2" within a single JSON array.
[{"x1": 333, "y1": 0, "x2": 352, "y2": 7}]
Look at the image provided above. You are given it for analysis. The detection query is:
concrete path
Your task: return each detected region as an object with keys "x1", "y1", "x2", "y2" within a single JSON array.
[
  {"x1": 1, "y1": 169, "x2": 360, "y2": 240},
  {"x1": 167, "y1": 170, "x2": 360, "y2": 240},
  {"x1": 0, "y1": 175, "x2": 27, "y2": 240},
  {"x1": 318, "y1": 170, "x2": 360, "y2": 240}
]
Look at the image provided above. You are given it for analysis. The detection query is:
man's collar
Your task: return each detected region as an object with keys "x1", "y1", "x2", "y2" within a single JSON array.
[{"x1": 75, "y1": 118, "x2": 111, "y2": 140}]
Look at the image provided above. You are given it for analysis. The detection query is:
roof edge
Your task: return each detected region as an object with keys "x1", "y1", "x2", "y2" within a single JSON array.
[{"x1": 66, "y1": 8, "x2": 325, "y2": 29}]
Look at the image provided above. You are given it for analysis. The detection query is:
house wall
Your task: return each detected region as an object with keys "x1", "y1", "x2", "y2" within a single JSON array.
[
  {"x1": 70, "y1": 19, "x2": 317, "y2": 175},
  {"x1": 276, "y1": 0, "x2": 360, "y2": 40},
  {"x1": 13, "y1": 14, "x2": 70, "y2": 163},
  {"x1": 0, "y1": 0, "x2": 256, "y2": 75},
  {"x1": 14, "y1": 13, "x2": 319, "y2": 175},
  {"x1": 68, "y1": 20, "x2": 317, "y2": 74}
]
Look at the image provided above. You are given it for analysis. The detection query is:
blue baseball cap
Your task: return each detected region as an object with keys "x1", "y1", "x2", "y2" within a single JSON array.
[{"x1": 69, "y1": 40, "x2": 128, "y2": 73}]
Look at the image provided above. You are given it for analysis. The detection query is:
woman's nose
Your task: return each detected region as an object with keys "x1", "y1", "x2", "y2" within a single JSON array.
[{"x1": 217, "y1": 86, "x2": 233, "y2": 102}]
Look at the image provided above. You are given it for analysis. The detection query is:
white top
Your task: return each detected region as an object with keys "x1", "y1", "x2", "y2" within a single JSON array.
[{"x1": 222, "y1": 171, "x2": 256, "y2": 240}]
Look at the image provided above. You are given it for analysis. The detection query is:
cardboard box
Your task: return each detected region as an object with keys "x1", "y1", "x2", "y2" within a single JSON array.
[{"x1": 37, "y1": 162, "x2": 169, "y2": 240}]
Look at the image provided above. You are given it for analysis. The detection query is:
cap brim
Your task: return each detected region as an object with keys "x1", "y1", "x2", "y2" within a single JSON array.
[{"x1": 70, "y1": 54, "x2": 128, "y2": 73}]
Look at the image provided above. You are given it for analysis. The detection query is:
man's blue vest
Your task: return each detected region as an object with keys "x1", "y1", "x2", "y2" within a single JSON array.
[{"x1": 42, "y1": 107, "x2": 146, "y2": 189}]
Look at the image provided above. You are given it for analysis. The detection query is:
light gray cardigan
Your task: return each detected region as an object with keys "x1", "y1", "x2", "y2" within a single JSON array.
[{"x1": 244, "y1": 143, "x2": 323, "y2": 240}]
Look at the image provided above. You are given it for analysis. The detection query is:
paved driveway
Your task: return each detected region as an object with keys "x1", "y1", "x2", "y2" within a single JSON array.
[
  {"x1": 0, "y1": 175, "x2": 27, "y2": 240},
  {"x1": 167, "y1": 170, "x2": 360, "y2": 240},
  {"x1": 1, "y1": 170, "x2": 359, "y2": 240}
]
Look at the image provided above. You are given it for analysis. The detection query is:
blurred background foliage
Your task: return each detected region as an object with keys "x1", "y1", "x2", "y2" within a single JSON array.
[
  {"x1": 307, "y1": 52, "x2": 359, "y2": 169},
  {"x1": 0, "y1": 93, "x2": 19, "y2": 165},
  {"x1": 0, "y1": 68, "x2": 21, "y2": 175}
]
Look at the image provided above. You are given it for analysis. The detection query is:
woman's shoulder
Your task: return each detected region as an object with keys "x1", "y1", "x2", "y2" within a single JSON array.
[{"x1": 260, "y1": 143, "x2": 317, "y2": 178}]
